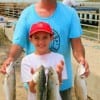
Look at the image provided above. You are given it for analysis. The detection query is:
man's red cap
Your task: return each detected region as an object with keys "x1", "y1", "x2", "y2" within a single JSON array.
[{"x1": 29, "y1": 22, "x2": 53, "y2": 37}]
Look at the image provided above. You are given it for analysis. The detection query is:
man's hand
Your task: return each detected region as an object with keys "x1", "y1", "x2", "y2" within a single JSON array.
[
  {"x1": 0, "y1": 57, "x2": 14, "y2": 74},
  {"x1": 0, "y1": 44, "x2": 22, "y2": 74},
  {"x1": 80, "y1": 59, "x2": 90, "y2": 78}
]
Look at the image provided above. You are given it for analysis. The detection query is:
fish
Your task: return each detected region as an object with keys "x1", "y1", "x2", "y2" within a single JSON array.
[
  {"x1": 32, "y1": 65, "x2": 46, "y2": 100},
  {"x1": 74, "y1": 64, "x2": 88, "y2": 100},
  {"x1": 47, "y1": 67, "x2": 62, "y2": 100},
  {"x1": 3, "y1": 62, "x2": 16, "y2": 100}
]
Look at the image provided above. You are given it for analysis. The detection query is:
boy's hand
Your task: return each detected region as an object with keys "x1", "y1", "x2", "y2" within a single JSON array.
[
  {"x1": 29, "y1": 68, "x2": 36, "y2": 93},
  {"x1": 56, "y1": 60, "x2": 64, "y2": 84}
]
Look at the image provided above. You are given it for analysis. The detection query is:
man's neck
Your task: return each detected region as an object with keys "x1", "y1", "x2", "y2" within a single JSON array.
[
  {"x1": 38, "y1": 0, "x2": 57, "y2": 10},
  {"x1": 40, "y1": 0, "x2": 57, "y2": 5},
  {"x1": 35, "y1": 1, "x2": 57, "y2": 17}
]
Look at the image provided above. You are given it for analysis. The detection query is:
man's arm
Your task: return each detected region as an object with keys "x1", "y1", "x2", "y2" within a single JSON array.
[
  {"x1": 71, "y1": 38, "x2": 85, "y2": 62},
  {"x1": 71, "y1": 38, "x2": 89, "y2": 77},
  {"x1": 0, "y1": 44, "x2": 23, "y2": 74},
  {"x1": 8, "y1": 44, "x2": 23, "y2": 60}
]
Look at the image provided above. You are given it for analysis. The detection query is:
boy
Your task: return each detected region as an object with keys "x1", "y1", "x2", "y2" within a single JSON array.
[{"x1": 21, "y1": 22, "x2": 67, "y2": 100}]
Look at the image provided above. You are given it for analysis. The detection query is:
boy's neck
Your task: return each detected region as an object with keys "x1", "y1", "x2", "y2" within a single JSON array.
[{"x1": 34, "y1": 50, "x2": 51, "y2": 55}]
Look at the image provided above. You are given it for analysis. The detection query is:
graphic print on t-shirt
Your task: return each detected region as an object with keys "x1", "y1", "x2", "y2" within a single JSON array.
[{"x1": 50, "y1": 29, "x2": 60, "y2": 52}]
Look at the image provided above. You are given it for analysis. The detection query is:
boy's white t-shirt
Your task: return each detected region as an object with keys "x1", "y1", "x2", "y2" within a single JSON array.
[{"x1": 21, "y1": 52, "x2": 67, "y2": 100}]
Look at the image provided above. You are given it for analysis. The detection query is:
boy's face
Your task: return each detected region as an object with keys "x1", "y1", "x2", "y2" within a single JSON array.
[{"x1": 30, "y1": 31, "x2": 53, "y2": 54}]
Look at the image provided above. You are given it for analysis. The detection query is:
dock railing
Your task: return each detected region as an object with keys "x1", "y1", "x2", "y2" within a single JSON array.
[
  {"x1": 77, "y1": 9, "x2": 100, "y2": 42},
  {"x1": 0, "y1": 2, "x2": 30, "y2": 18},
  {"x1": 81, "y1": 2, "x2": 100, "y2": 8}
]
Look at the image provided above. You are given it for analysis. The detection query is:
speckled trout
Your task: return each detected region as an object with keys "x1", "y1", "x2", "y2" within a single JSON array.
[
  {"x1": 32, "y1": 65, "x2": 46, "y2": 100},
  {"x1": 3, "y1": 62, "x2": 16, "y2": 100},
  {"x1": 74, "y1": 64, "x2": 87, "y2": 100},
  {"x1": 47, "y1": 67, "x2": 62, "y2": 100}
]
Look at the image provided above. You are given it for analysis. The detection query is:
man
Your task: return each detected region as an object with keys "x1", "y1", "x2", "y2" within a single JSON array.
[{"x1": 0, "y1": 0, "x2": 89, "y2": 99}]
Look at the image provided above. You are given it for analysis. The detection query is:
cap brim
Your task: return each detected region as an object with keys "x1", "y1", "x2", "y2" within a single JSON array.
[{"x1": 30, "y1": 29, "x2": 53, "y2": 37}]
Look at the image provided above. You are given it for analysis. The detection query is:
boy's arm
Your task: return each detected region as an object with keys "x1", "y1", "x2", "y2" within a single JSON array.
[
  {"x1": 28, "y1": 81, "x2": 36, "y2": 93},
  {"x1": 28, "y1": 68, "x2": 36, "y2": 93},
  {"x1": 56, "y1": 60, "x2": 64, "y2": 84}
]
